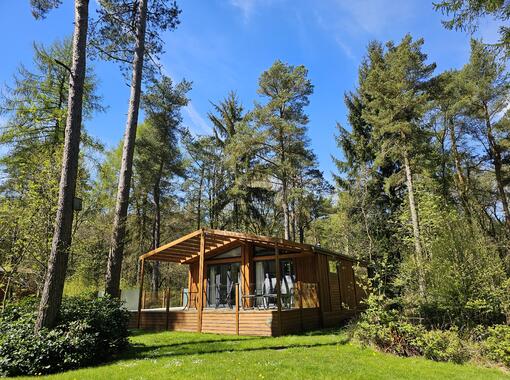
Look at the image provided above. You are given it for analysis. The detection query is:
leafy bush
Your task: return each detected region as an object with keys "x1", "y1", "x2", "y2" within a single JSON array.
[
  {"x1": 354, "y1": 294, "x2": 424, "y2": 356},
  {"x1": 415, "y1": 328, "x2": 469, "y2": 363},
  {"x1": 482, "y1": 325, "x2": 510, "y2": 367},
  {"x1": 354, "y1": 294, "x2": 470, "y2": 363},
  {"x1": 0, "y1": 295, "x2": 130, "y2": 376}
]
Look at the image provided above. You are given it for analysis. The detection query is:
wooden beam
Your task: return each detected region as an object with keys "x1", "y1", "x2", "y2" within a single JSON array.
[
  {"x1": 197, "y1": 230, "x2": 205, "y2": 332},
  {"x1": 139, "y1": 229, "x2": 202, "y2": 260},
  {"x1": 165, "y1": 288, "x2": 170, "y2": 330},
  {"x1": 235, "y1": 283, "x2": 239, "y2": 335},
  {"x1": 187, "y1": 266, "x2": 192, "y2": 309},
  {"x1": 204, "y1": 228, "x2": 308, "y2": 251},
  {"x1": 137, "y1": 259, "x2": 145, "y2": 329},
  {"x1": 179, "y1": 238, "x2": 240, "y2": 264},
  {"x1": 297, "y1": 281, "x2": 304, "y2": 332},
  {"x1": 253, "y1": 252, "x2": 314, "y2": 262},
  {"x1": 275, "y1": 246, "x2": 282, "y2": 336}
]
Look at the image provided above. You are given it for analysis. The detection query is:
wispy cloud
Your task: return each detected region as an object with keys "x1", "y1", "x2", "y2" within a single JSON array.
[
  {"x1": 229, "y1": 0, "x2": 256, "y2": 20},
  {"x1": 337, "y1": 0, "x2": 414, "y2": 36},
  {"x1": 229, "y1": 0, "x2": 282, "y2": 22},
  {"x1": 184, "y1": 103, "x2": 212, "y2": 135}
]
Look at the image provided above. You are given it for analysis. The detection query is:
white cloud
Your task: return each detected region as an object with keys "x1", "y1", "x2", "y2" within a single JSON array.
[
  {"x1": 184, "y1": 103, "x2": 212, "y2": 135},
  {"x1": 229, "y1": 0, "x2": 282, "y2": 22},
  {"x1": 334, "y1": 0, "x2": 415, "y2": 36},
  {"x1": 230, "y1": 0, "x2": 256, "y2": 20}
]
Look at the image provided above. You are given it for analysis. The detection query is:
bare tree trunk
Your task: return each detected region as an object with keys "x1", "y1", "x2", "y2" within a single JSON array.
[
  {"x1": 105, "y1": 0, "x2": 148, "y2": 298},
  {"x1": 282, "y1": 179, "x2": 290, "y2": 240},
  {"x1": 403, "y1": 150, "x2": 426, "y2": 297},
  {"x1": 197, "y1": 165, "x2": 204, "y2": 229},
  {"x1": 35, "y1": 0, "x2": 89, "y2": 330},
  {"x1": 485, "y1": 107, "x2": 510, "y2": 235},
  {"x1": 447, "y1": 116, "x2": 471, "y2": 215},
  {"x1": 151, "y1": 162, "x2": 162, "y2": 301}
]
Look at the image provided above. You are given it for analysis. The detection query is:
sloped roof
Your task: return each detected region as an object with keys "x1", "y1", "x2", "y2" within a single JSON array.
[{"x1": 140, "y1": 228, "x2": 356, "y2": 264}]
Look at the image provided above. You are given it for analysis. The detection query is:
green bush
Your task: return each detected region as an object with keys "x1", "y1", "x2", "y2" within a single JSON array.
[
  {"x1": 353, "y1": 294, "x2": 424, "y2": 356},
  {"x1": 415, "y1": 328, "x2": 469, "y2": 363},
  {"x1": 482, "y1": 325, "x2": 510, "y2": 367},
  {"x1": 354, "y1": 294, "x2": 471, "y2": 363},
  {"x1": 0, "y1": 295, "x2": 130, "y2": 376}
]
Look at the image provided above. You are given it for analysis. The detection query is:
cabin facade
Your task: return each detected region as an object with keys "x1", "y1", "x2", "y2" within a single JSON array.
[{"x1": 130, "y1": 228, "x2": 367, "y2": 336}]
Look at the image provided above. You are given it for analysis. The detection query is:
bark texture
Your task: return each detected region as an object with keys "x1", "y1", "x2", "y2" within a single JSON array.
[
  {"x1": 403, "y1": 150, "x2": 426, "y2": 296},
  {"x1": 35, "y1": 0, "x2": 89, "y2": 330},
  {"x1": 105, "y1": 0, "x2": 148, "y2": 298}
]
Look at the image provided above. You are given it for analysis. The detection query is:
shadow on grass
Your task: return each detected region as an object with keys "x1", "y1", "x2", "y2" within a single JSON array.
[
  {"x1": 123, "y1": 339, "x2": 349, "y2": 361},
  {"x1": 49, "y1": 328, "x2": 352, "y2": 376},
  {"x1": 119, "y1": 328, "x2": 352, "y2": 361}
]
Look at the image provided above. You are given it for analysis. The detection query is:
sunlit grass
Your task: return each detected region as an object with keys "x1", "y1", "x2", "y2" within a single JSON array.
[{"x1": 20, "y1": 329, "x2": 509, "y2": 379}]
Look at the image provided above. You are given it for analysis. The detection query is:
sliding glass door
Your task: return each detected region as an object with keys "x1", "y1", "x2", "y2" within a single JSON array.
[
  {"x1": 254, "y1": 259, "x2": 295, "y2": 308},
  {"x1": 206, "y1": 262, "x2": 240, "y2": 308}
]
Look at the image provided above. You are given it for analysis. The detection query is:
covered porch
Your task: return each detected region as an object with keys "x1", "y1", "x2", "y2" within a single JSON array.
[{"x1": 131, "y1": 228, "x2": 364, "y2": 336}]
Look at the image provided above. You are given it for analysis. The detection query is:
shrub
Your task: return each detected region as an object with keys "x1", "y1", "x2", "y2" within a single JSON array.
[
  {"x1": 416, "y1": 328, "x2": 469, "y2": 363},
  {"x1": 482, "y1": 325, "x2": 510, "y2": 367},
  {"x1": 353, "y1": 294, "x2": 424, "y2": 356},
  {"x1": 0, "y1": 295, "x2": 130, "y2": 376},
  {"x1": 353, "y1": 294, "x2": 471, "y2": 364}
]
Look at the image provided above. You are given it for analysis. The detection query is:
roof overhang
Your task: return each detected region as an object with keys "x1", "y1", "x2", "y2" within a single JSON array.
[{"x1": 140, "y1": 228, "x2": 358, "y2": 264}]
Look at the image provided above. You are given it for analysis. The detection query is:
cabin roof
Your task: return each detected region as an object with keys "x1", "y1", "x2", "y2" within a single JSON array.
[{"x1": 140, "y1": 228, "x2": 357, "y2": 264}]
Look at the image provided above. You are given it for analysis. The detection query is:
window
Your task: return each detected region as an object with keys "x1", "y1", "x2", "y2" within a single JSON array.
[
  {"x1": 213, "y1": 246, "x2": 241, "y2": 259},
  {"x1": 254, "y1": 259, "x2": 296, "y2": 308},
  {"x1": 206, "y1": 262, "x2": 240, "y2": 308},
  {"x1": 329, "y1": 260, "x2": 338, "y2": 273}
]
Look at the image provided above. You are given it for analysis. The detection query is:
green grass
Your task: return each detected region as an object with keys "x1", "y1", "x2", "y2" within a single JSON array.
[{"x1": 20, "y1": 329, "x2": 509, "y2": 380}]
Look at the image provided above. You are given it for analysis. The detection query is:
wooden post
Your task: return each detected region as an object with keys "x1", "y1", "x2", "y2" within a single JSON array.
[
  {"x1": 275, "y1": 246, "x2": 282, "y2": 336},
  {"x1": 197, "y1": 230, "x2": 205, "y2": 332},
  {"x1": 187, "y1": 267, "x2": 192, "y2": 308},
  {"x1": 297, "y1": 280, "x2": 303, "y2": 332},
  {"x1": 165, "y1": 288, "x2": 170, "y2": 330},
  {"x1": 235, "y1": 283, "x2": 239, "y2": 335},
  {"x1": 137, "y1": 259, "x2": 145, "y2": 329}
]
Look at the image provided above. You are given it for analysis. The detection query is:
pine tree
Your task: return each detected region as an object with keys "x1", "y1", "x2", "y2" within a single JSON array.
[
  {"x1": 253, "y1": 60, "x2": 314, "y2": 240},
  {"x1": 93, "y1": 0, "x2": 181, "y2": 298},
  {"x1": 361, "y1": 35, "x2": 436, "y2": 296}
]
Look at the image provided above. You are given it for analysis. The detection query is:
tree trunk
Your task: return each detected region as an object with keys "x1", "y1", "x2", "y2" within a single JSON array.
[
  {"x1": 485, "y1": 108, "x2": 510, "y2": 235},
  {"x1": 197, "y1": 165, "x2": 204, "y2": 229},
  {"x1": 35, "y1": 0, "x2": 89, "y2": 330},
  {"x1": 282, "y1": 179, "x2": 290, "y2": 240},
  {"x1": 151, "y1": 162, "x2": 163, "y2": 301},
  {"x1": 447, "y1": 116, "x2": 471, "y2": 214},
  {"x1": 403, "y1": 150, "x2": 426, "y2": 297},
  {"x1": 105, "y1": 0, "x2": 148, "y2": 298}
]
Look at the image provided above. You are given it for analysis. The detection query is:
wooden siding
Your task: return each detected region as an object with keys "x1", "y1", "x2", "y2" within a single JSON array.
[{"x1": 130, "y1": 308, "x2": 333, "y2": 336}]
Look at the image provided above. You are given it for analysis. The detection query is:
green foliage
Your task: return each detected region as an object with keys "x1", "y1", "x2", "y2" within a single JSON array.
[
  {"x1": 434, "y1": 0, "x2": 510, "y2": 53},
  {"x1": 0, "y1": 295, "x2": 129, "y2": 376},
  {"x1": 354, "y1": 294, "x2": 471, "y2": 364},
  {"x1": 397, "y1": 187, "x2": 508, "y2": 327},
  {"x1": 416, "y1": 328, "x2": 469, "y2": 364},
  {"x1": 482, "y1": 325, "x2": 510, "y2": 367}
]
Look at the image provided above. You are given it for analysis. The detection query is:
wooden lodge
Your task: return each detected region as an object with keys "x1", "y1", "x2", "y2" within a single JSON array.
[{"x1": 130, "y1": 228, "x2": 367, "y2": 336}]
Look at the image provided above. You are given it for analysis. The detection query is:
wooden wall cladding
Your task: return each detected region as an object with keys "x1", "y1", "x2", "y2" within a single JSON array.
[
  {"x1": 338, "y1": 259, "x2": 357, "y2": 310},
  {"x1": 130, "y1": 308, "x2": 328, "y2": 336}
]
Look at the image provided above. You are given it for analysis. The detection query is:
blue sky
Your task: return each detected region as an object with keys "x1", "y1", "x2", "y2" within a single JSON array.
[{"x1": 0, "y1": 0, "x2": 500, "y2": 181}]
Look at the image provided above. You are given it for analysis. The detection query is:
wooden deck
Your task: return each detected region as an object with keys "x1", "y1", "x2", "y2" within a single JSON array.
[{"x1": 129, "y1": 307, "x2": 356, "y2": 336}]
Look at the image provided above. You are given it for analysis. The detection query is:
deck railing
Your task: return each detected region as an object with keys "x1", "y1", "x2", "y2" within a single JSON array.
[
  {"x1": 138, "y1": 281, "x2": 319, "y2": 312},
  {"x1": 240, "y1": 282, "x2": 319, "y2": 310}
]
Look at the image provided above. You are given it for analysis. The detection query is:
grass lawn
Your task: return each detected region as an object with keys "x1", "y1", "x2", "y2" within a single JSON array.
[{"x1": 20, "y1": 329, "x2": 509, "y2": 380}]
